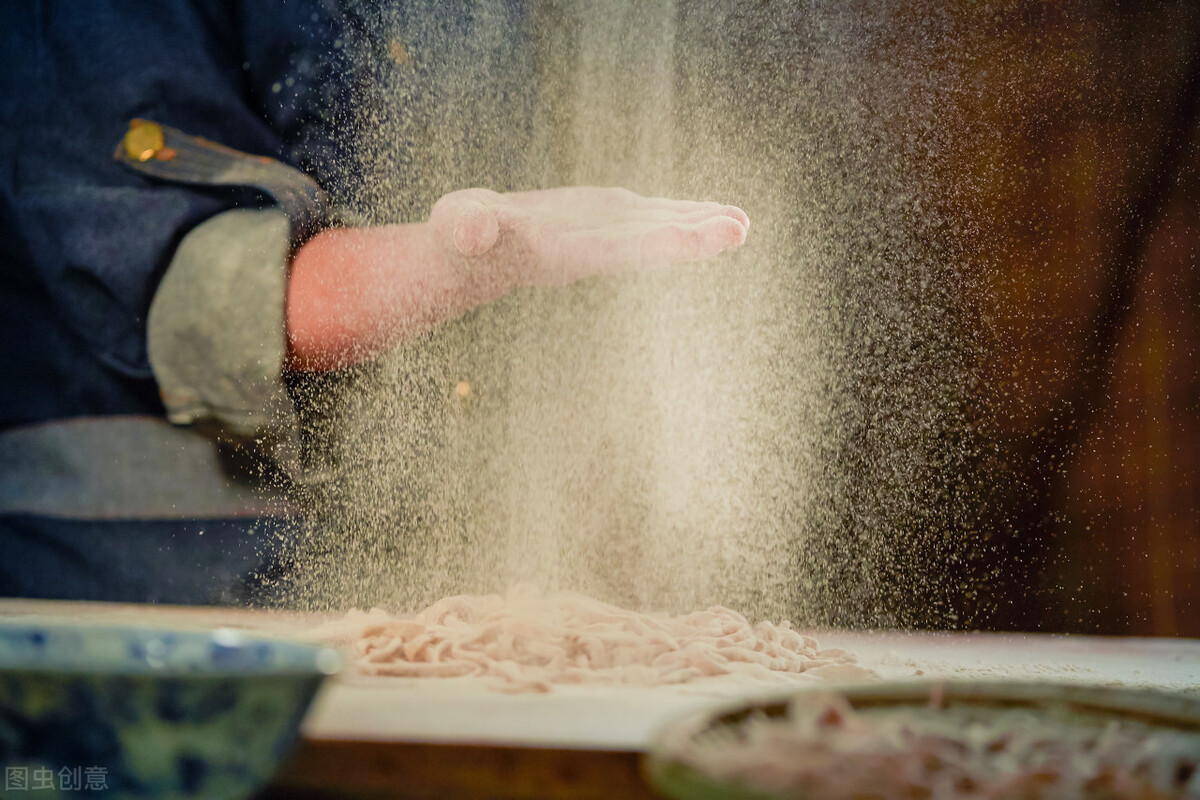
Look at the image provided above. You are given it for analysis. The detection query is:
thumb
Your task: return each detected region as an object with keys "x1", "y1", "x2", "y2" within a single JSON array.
[
  {"x1": 452, "y1": 200, "x2": 500, "y2": 257},
  {"x1": 430, "y1": 189, "x2": 503, "y2": 258}
]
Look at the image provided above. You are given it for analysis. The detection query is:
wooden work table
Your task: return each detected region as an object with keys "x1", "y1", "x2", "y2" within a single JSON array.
[{"x1": 1, "y1": 600, "x2": 1197, "y2": 799}]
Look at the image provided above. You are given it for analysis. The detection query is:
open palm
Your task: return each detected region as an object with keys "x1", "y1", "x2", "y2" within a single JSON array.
[{"x1": 429, "y1": 186, "x2": 750, "y2": 287}]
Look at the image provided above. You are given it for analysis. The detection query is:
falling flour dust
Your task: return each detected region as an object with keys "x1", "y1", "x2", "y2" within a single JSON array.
[{"x1": 273, "y1": 1, "x2": 979, "y2": 632}]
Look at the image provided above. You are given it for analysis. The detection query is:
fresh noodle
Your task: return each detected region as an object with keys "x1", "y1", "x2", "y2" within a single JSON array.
[{"x1": 306, "y1": 586, "x2": 873, "y2": 692}]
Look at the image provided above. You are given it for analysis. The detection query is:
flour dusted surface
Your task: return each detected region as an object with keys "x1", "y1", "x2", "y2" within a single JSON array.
[{"x1": 306, "y1": 587, "x2": 874, "y2": 693}]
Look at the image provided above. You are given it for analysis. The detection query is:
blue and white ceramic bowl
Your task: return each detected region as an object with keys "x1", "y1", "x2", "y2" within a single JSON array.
[{"x1": 0, "y1": 622, "x2": 340, "y2": 799}]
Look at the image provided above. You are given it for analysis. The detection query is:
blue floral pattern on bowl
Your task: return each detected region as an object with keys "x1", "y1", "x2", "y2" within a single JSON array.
[{"x1": 0, "y1": 623, "x2": 340, "y2": 799}]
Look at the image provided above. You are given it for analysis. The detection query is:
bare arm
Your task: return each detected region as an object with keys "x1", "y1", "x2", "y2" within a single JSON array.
[{"x1": 286, "y1": 186, "x2": 750, "y2": 371}]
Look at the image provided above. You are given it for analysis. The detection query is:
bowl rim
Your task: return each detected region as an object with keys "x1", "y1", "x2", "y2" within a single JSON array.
[{"x1": 0, "y1": 619, "x2": 343, "y2": 678}]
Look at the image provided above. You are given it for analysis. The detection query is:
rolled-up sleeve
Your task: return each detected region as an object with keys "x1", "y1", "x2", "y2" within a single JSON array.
[
  {"x1": 147, "y1": 208, "x2": 295, "y2": 436},
  {"x1": 0, "y1": 0, "x2": 352, "y2": 435}
]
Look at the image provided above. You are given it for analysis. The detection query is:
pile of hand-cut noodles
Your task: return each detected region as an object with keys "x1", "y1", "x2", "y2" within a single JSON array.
[{"x1": 306, "y1": 586, "x2": 872, "y2": 692}]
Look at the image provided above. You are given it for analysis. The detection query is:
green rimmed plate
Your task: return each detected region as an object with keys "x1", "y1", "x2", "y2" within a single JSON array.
[{"x1": 645, "y1": 681, "x2": 1200, "y2": 799}]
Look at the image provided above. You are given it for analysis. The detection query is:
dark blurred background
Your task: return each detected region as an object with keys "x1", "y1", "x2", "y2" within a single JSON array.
[
  {"x1": 877, "y1": 1, "x2": 1200, "y2": 636},
  {"x1": 929, "y1": 1, "x2": 1200, "y2": 636},
  {"x1": 673, "y1": 0, "x2": 1200, "y2": 636}
]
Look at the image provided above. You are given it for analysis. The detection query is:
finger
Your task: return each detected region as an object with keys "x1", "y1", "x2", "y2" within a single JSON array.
[
  {"x1": 430, "y1": 189, "x2": 503, "y2": 257},
  {"x1": 715, "y1": 204, "x2": 750, "y2": 232},
  {"x1": 639, "y1": 215, "x2": 748, "y2": 265},
  {"x1": 453, "y1": 203, "x2": 500, "y2": 257},
  {"x1": 621, "y1": 198, "x2": 751, "y2": 232},
  {"x1": 665, "y1": 204, "x2": 751, "y2": 231}
]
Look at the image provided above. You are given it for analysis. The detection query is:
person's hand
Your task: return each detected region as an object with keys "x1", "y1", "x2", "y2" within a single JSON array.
[
  {"x1": 428, "y1": 186, "x2": 749, "y2": 287},
  {"x1": 287, "y1": 186, "x2": 750, "y2": 370}
]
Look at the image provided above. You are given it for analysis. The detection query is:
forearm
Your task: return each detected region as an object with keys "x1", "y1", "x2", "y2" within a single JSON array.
[
  {"x1": 285, "y1": 222, "x2": 516, "y2": 371},
  {"x1": 285, "y1": 186, "x2": 748, "y2": 371}
]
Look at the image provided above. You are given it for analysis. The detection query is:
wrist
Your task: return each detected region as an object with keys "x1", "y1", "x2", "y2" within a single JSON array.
[{"x1": 285, "y1": 220, "x2": 520, "y2": 371}]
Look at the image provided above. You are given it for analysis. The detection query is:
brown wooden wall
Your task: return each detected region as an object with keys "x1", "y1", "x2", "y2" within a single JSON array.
[{"x1": 934, "y1": 1, "x2": 1200, "y2": 635}]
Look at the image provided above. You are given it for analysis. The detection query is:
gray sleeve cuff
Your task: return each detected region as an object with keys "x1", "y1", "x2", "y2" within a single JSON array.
[{"x1": 147, "y1": 208, "x2": 295, "y2": 438}]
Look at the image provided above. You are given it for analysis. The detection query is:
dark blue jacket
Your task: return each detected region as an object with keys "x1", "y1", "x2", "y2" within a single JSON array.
[
  {"x1": 0, "y1": 0, "x2": 354, "y2": 603},
  {"x1": 0, "y1": 0, "x2": 351, "y2": 428}
]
